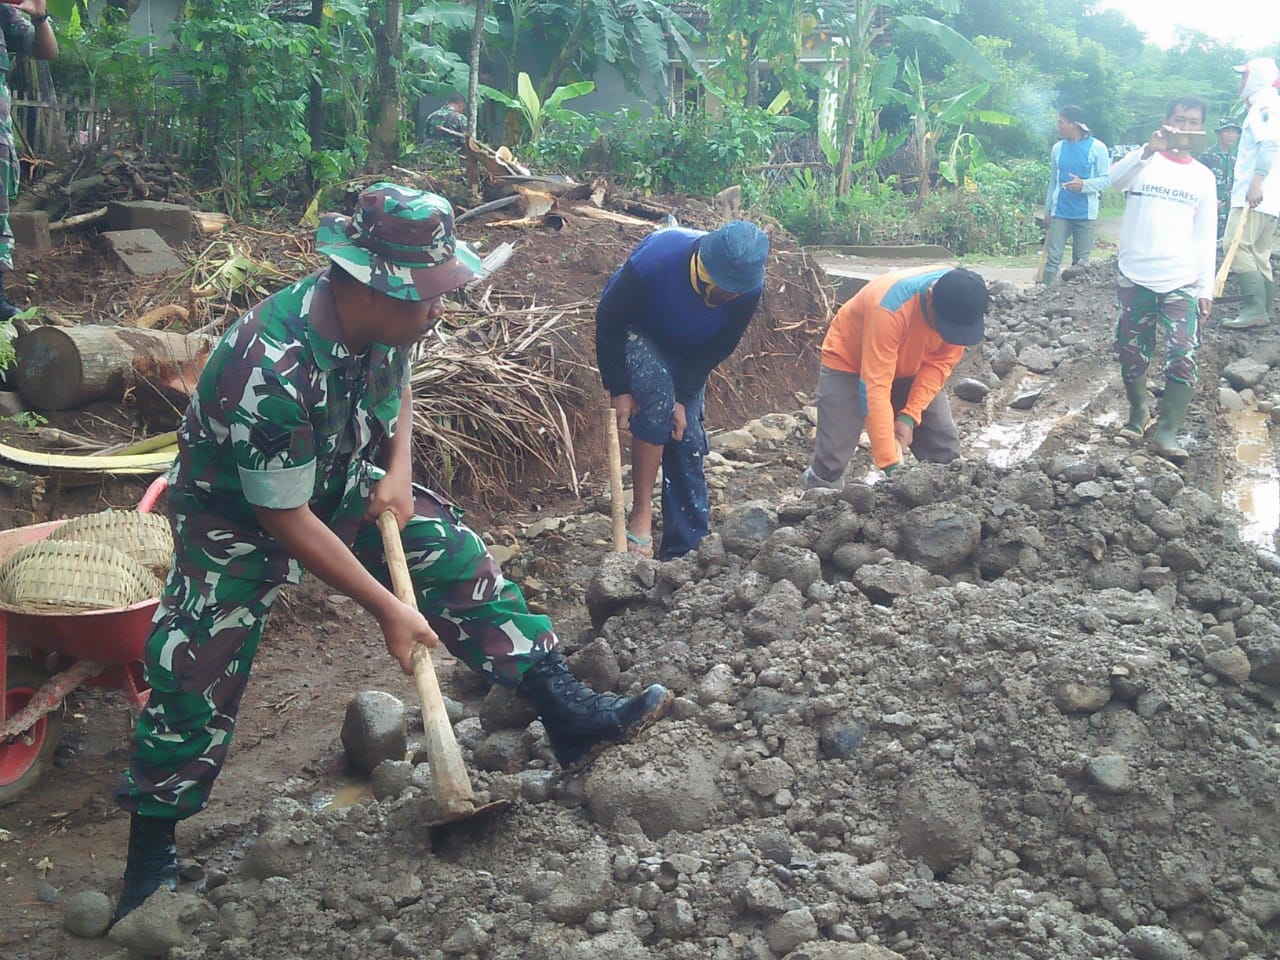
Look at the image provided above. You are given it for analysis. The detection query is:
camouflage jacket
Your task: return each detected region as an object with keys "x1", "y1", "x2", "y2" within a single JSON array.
[
  {"x1": 1198, "y1": 146, "x2": 1235, "y2": 209},
  {"x1": 425, "y1": 105, "x2": 466, "y2": 141},
  {"x1": 0, "y1": 6, "x2": 34, "y2": 181},
  {"x1": 168, "y1": 268, "x2": 410, "y2": 583}
]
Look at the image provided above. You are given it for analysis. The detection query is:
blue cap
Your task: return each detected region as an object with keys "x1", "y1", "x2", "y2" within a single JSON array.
[{"x1": 700, "y1": 221, "x2": 769, "y2": 294}]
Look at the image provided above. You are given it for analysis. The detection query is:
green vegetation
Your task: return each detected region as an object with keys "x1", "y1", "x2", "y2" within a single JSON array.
[{"x1": 40, "y1": 0, "x2": 1278, "y2": 253}]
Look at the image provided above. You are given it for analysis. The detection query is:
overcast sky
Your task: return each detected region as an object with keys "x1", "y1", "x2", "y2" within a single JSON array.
[{"x1": 1093, "y1": 0, "x2": 1280, "y2": 51}]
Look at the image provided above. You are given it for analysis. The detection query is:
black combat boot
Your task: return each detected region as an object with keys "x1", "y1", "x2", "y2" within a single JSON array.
[
  {"x1": 517, "y1": 651, "x2": 673, "y2": 773},
  {"x1": 0, "y1": 271, "x2": 18, "y2": 322},
  {"x1": 112, "y1": 813, "x2": 179, "y2": 924}
]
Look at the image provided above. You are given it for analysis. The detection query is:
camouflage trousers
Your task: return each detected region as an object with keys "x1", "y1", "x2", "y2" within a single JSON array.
[
  {"x1": 0, "y1": 136, "x2": 16, "y2": 272},
  {"x1": 1114, "y1": 277, "x2": 1200, "y2": 384},
  {"x1": 115, "y1": 488, "x2": 557, "y2": 820}
]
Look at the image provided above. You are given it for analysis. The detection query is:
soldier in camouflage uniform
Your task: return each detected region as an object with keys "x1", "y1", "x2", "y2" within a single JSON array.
[
  {"x1": 112, "y1": 184, "x2": 673, "y2": 922},
  {"x1": 423, "y1": 93, "x2": 467, "y2": 144},
  {"x1": 0, "y1": 1, "x2": 57, "y2": 320},
  {"x1": 1199, "y1": 119, "x2": 1241, "y2": 239}
]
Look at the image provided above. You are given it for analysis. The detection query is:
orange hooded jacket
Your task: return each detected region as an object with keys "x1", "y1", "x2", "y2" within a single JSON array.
[{"x1": 820, "y1": 268, "x2": 965, "y2": 469}]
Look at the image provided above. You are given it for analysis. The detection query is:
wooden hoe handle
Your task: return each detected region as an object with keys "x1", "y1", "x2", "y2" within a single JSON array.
[{"x1": 376, "y1": 510, "x2": 475, "y2": 814}]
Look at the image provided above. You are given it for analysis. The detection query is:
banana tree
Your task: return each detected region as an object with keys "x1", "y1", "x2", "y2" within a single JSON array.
[
  {"x1": 880, "y1": 52, "x2": 1011, "y2": 204},
  {"x1": 536, "y1": 0, "x2": 701, "y2": 104},
  {"x1": 479, "y1": 71, "x2": 594, "y2": 142},
  {"x1": 819, "y1": 0, "x2": 996, "y2": 195}
]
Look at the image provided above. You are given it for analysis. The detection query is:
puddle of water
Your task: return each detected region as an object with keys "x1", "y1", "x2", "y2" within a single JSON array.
[
  {"x1": 968, "y1": 379, "x2": 1113, "y2": 469},
  {"x1": 313, "y1": 781, "x2": 373, "y2": 811},
  {"x1": 1227, "y1": 407, "x2": 1279, "y2": 554}
]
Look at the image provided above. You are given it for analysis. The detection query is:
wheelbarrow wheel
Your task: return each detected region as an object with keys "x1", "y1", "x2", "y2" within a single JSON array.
[{"x1": 0, "y1": 659, "x2": 64, "y2": 806}]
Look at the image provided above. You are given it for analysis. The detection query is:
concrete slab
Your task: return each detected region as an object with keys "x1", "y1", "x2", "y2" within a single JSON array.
[
  {"x1": 100, "y1": 229, "x2": 186, "y2": 276},
  {"x1": 814, "y1": 254, "x2": 1038, "y2": 305},
  {"x1": 9, "y1": 211, "x2": 52, "y2": 252},
  {"x1": 107, "y1": 200, "x2": 194, "y2": 247}
]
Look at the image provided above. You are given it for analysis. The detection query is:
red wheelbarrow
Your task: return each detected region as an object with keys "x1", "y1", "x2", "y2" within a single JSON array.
[{"x1": 0, "y1": 475, "x2": 168, "y2": 804}]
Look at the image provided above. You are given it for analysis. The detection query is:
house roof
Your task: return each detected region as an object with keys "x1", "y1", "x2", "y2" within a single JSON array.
[{"x1": 669, "y1": 2, "x2": 710, "y2": 32}]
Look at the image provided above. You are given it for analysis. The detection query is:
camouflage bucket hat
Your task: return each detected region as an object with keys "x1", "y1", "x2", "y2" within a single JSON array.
[{"x1": 315, "y1": 182, "x2": 483, "y2": 301}]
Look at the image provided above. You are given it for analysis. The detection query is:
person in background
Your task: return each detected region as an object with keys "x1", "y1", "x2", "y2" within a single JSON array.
[
  {"x1": 1220, "y1": 57, "x2": 1280, "y2": 330},
  {"x1": 0, "y1": 0, "x2": 57, "y2": 320},
  {"x1": 1199, "y1": 118, "x2": 1241, "y2": 239},
  {"x1": 1110, "y1": 96, "x2": 1217, "y2": 464},
  {"x1": 424, "y1": 93, "x2": 467, "y2": 144},
  {"x1": 1042, "y1": 104, "x2": 1111, "y2": 284},
  {"x1": 595, "y1": 221, "x2": 769, "y2": 560},
  {"x1": 802, "y1": 267, "x2": 989, "y2": 490},
  {"x1": 111, "y1": 184, "x2": 673, "y2": 923}
]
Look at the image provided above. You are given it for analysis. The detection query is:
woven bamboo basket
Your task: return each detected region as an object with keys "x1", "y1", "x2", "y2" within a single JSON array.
[
  {"x1": 47, "y1": 511, "x2": 174, "y2": 575},
  {"x1": 0, "y1": 540, "x2": 162, "y2": 613}
]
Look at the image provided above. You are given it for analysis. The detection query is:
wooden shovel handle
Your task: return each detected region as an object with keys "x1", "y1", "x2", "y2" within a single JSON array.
[{"x1": 376, "y1": 510, "x2": 475, "y2": 813}]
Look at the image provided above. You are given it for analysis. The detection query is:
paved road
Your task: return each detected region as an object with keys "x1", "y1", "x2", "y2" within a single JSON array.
[{"x1": 812, "y1": 218, "x2": 1122, "y2": 298}]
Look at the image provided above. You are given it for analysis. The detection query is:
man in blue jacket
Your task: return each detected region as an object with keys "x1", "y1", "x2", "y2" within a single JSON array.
[
  {"x1": 1042, "y1": 104, "x2": 1111, "y2": 284},
  {"x1": 595, "y1": 221, "x2": 769, "y2": 560}
]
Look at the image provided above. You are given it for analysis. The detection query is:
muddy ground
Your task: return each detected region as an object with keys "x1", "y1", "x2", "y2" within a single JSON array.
[{"x1": 1, "y1": 202, "x2": 1279, "y2": 960}]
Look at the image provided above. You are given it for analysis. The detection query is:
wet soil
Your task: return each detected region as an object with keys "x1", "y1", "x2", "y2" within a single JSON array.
[{"x1": 0, "y1": 206, "x2": 1278, "y2": 960}]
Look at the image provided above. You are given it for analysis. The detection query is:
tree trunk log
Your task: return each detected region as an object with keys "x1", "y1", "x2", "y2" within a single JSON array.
[{"x1": 14, "y1": 326, "x2": 213, "y2": 411}]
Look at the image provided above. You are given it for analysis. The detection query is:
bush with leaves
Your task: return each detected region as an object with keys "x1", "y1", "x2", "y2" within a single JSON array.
[
  {"x1": 763, "y1": 169, "x2": 910, "y2": 247},
  {"x1": 599, "y1": 104, "x2": 805, "y2": 197}
]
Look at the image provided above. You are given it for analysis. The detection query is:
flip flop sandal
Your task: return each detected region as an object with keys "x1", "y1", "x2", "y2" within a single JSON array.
[{"x1": 625, "y1": 532, "x2": 653, "y2": 557}]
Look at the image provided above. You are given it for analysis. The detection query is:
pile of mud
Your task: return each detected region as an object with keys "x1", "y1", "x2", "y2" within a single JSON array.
[
  {"x1": 14, "y1": 252, "x2": 1280, "y2": 960},
  {"x1": 102, "y1": 442, "x2": 1280, "y2": 960}
]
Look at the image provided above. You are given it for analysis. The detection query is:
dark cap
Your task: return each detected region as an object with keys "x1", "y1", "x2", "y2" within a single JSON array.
[
  {"x1": 1059, "y1": 104, "x2": 1090, "y2": 134},
  {"x1": 931, "y1": 268, "x2": 988, "y2": 347},
  {"x1": 1216, "y1": 119, "x2": 1242, "y2": 132},
  {"x1": 699, "y1": 221, "x2": 770, "y2": 294}
]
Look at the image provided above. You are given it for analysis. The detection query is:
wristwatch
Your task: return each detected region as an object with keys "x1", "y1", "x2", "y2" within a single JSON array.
[{"x1": 32, "y1": 13, "x2": 51, "y2": 24}]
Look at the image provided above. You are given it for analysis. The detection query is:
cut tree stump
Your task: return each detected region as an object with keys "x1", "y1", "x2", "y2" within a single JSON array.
[{"x1": 14, "y1": 325, "x2": 213, "y2": 411}]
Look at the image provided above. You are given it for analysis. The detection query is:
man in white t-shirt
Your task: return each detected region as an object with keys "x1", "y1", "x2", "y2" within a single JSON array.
[
  {"x1": 1221, "y1": 57, "x2": 1280, "y2": 330},
  {"x1": 1109, "y1": 96, "x2": 1217, "y2": 464}
]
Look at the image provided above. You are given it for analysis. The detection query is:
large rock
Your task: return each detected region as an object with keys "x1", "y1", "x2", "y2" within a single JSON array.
[
  {"x1": 585, "y1": 722, "x2": 723, "y2": 836},
  {"x1": 63, "y1": 890, "x2": 114, "y2": 938},
  {"x1": 586, "y1": 553, "x2": 648, "y2": 629},
  {"x1": 899, "y1": 505, "x2": 981, "y2": 574},
  {"x1": 721, "y1": 500, "x2": 779, "y2": 556},
  {"x1": 743, "y1": 579, "x2": 806, "y2": 646},
  {"x1": 1222, "y1": 358, "x2": 1270, "y2": 390},
  {"x1": 108, "y1": 890, "x2": 215, "y2": 955},
  {"x1": 784, "y1": 945, "x2": 906, "y2": 960},
  {"x1": 1122, "y1": 925, "x2": 1194, "y2": 960},
  {"x1": 241, "y1": 826, "x2": 311, "y2": 880},
  {"x1": 340, "y1": 691, "x2": 407, "y2": 776},
  {"x1": 898, "y1": 773, "x2": 983, "y2": 873},
  {"x1": 753, "y1": 542, "x2": 823, "y2": 593},
  {"x1": 853, "y1": 560, "x2": 933, "y2": 604},
  {"x1": 543, "y1": 840, "x2": 614, "y2": 923}
]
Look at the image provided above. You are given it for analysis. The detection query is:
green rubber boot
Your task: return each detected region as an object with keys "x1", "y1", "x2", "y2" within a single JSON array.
[
  {"x1": 1151, "y1": 378, "x2": 1194, "y2": 464},
  {"x1": 1221, "y1": 272, "x2": 1269, "y2": 329},
  {"x1": 1119, "y1": 375, "x2": 1149, "y2": 440},
  {"x1": 1264, "y1": 276, "x2": 1276, "y2": 317}
]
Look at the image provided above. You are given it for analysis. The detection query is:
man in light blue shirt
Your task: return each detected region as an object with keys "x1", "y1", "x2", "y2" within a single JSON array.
[{"x1": 1042, "y1": 104, "x2": 1111, "y2": 284}]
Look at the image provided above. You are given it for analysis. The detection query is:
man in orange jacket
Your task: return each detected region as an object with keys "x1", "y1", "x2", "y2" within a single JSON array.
[{"x1": 802, "y1": 267, "x2": 989, "y2": 489}]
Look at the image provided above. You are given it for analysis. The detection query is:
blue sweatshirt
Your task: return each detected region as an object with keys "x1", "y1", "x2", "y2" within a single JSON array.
[
  {"x1": 595, "y1": 228, "x2": 762, "y2": 403},
  {"x1": 1046, "y1": 136, "x2": 1111, "y2": 220}
]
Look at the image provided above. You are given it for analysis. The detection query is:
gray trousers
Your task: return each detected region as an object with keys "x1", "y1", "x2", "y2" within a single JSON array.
[
  {"x1": 1043, "y1": 217, "x2": 1096, "y2": 281},
  {"x1": 806, "y1": 365, "x2": 960, "y2": 489}
]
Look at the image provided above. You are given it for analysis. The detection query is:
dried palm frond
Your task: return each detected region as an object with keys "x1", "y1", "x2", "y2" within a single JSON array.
[{"x1": 408, "y1": 305, "x2": 594, "y2": 503}]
